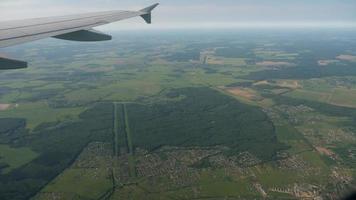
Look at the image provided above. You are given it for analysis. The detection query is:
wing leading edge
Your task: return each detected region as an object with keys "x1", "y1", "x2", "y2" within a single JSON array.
[{"x1": 0, "y1": 3, "x2": 159, "y2": 69}]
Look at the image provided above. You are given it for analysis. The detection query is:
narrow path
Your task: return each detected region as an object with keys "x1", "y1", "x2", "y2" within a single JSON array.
[
  {"x1": 123, "y1": 104, "x2": 136, "y2": 178},
  {"x1": 102, "y1": 102, "x2": 120, "y2": 200},
  {"x1": 113, "y1": 102, "x2": 119, "y2": 157},
  {"x1": 123, "y1": 104, "x2": 134, "y2": 155}
]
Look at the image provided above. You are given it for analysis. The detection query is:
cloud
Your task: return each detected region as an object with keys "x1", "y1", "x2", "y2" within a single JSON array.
[{"x1": 1, "y1": 0, "x2": 355, "y2": 29}]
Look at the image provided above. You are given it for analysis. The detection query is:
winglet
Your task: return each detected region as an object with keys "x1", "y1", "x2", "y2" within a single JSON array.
[{"x1": 140, "y1": 3, "x2": 159, "y2": 24}]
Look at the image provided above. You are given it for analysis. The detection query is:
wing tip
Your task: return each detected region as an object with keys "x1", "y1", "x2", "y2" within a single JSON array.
[{"x1": 140, "y1": 3, "x2": 159, "y2": 13}]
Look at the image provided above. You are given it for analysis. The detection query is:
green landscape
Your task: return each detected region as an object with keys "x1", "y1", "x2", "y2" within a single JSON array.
[{"x1": 0, "y1": 30, "x2": 355, "y2": 199}]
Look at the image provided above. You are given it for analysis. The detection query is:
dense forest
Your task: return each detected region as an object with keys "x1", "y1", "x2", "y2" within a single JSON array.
[
  {"x1": 245, "y1": 62, "x2": 356, "y2": 80},
  {"x1": 127, "y1": 87, "x2": 286, "y2": 160},
  {"x1": 165, "y1": 49, "x2": 201, "y2": 62},
  {"x1": 215, "y1": 47, "x2": 255, "y2": 58},
  {"x1": 0, "y1": 103, "x2": 113, "y2": 200}
]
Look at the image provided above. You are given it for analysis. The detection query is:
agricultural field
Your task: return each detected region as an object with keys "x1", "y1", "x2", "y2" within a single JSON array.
[
  {"x1": 0, "y1": 30, "x2": 356, "y2": 199},
  {"x1": 0, "y1": 144, "x2": 38, "y2": 174}
]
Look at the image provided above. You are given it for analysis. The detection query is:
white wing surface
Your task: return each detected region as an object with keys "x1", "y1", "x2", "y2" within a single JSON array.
[{"x1": 0, "y1": 3, "x2": 159, "y2": 69}]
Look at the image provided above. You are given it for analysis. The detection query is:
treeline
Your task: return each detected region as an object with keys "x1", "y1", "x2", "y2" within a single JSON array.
[
  {"x1": 0, "y1": 118, "x2": 26, "y2": 144},
  {"x1": 0, "y1": 103, "x2": 113, "y2": 200},
  {"x1": 165, "y1": 49, "x2": 201, "y2": 62},
  {"x1": 245, "y1": 62, "x2": 356, "y2": 80},
  {"x1": 215, "y1": 47, "x2": 255, "y2": 58},
  {"x1": 226, "y1": 81, "x2": 254, "y2": 88},
  {"x1": 127, "y1": 87, "x2": 286, "y2": 161}
]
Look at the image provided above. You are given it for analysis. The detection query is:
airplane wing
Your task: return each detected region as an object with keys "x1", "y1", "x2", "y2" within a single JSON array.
[{"x1": 0, "y1": 3, "x2": 159, "y2": 69}]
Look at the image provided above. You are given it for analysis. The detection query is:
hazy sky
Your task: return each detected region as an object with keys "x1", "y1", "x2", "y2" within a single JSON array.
[{"x1": 1, "y1": 0, "x2": 356, "y2": 29}]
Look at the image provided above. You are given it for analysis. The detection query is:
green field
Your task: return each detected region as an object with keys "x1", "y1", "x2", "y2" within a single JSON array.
[
  {"x1": 330, "y1": 88, "x2": 356, "y2": 107},
  {"x1": 0, "y1": 145, "x2": 38, "y2": 174},
  {"x1": 0, "y1": 102, "x2": 84, "y2": 130},
  {"x1": 198, "y1": 170, "x2": 255, "y2": 197},
  {"x1": 38, "y1": 168, "x2": 113, "y2": 199},
  {"x1": 0, "y1": 31, "x2": 356, "y2": 199}
]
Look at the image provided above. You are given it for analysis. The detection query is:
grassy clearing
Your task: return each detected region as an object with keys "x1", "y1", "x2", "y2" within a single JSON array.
[
  {"x1": 330, "y1": 88, "x2": 356, "y2": 108},
  {"x1": 40, "y1": 168, "x2": 112, "y2": 199},
  {"x1": 300, "y1": 79, "x2": 334, "y2": 93},
  {"x1": 0, "y1": 145, "x2": 38, "y2": 174},
  {"x1": 300, "y1": 151, "x2": 328, "y2": 169},
  {"x1": 0, "y1": 80, "x2": 48, "y2": 89},
  {"x1": 0, "y1": 90, "x2": 34, "y2": 103},
  {"x1": 37, "y1": 142, "x2": 114, "y2": 200},
  {"x1": 207, "y1": 56, "x2": 246, "y2": 66},
  {"x1": 217, "y1": 87, "x2": 274, "y2": 108},
  {"x1": 254, "y1": 50, "x2": 298, "y2": 60},
  {"x1": 285, "y1": 89, "x2": 330, "y2": 103},
  {"x1": 64, "y1": 66, "x2": 167, "y2": 102},
  {"x1": 284, "y1": 80, "x2": 356, "y2": 108},
  {"x1": 199, "y1": 170, "x2": 255, "y2": 197},
  {"x1": 110, "y1": 185, "x2": 163, "y2": 200},
  {"x1": 59, "y1": 62, "x2": 244, "y2": 104},
  {"x1": 253, "y1": 165, "x2": 301, "y2": 188},
  {"x1": 33, "y1": 83, "x2": 66, "y2": 91},
  {"x1": 275, "y1": 125, "x2": 303, "y2": 141},
  {"x1": 0, "y1": 102, "x2": 84, "y2": 130},
  {"x1": 103, "y1": 80, "x2": 162, "y2": 101},
  {"x1": 274, "y1": 125, "x2": 312, "y2": 155}
]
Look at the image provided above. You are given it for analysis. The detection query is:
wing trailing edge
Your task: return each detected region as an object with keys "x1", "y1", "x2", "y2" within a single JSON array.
[
  {"x1": 53, "y1": 29, "x2": 112, "y2": 41},
  {"x1": 0, "y1": 57, "x2": 27, "y2": 70},
  {"x1": 0, "y1": 3, "x2": 159, "y2": 70}
]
